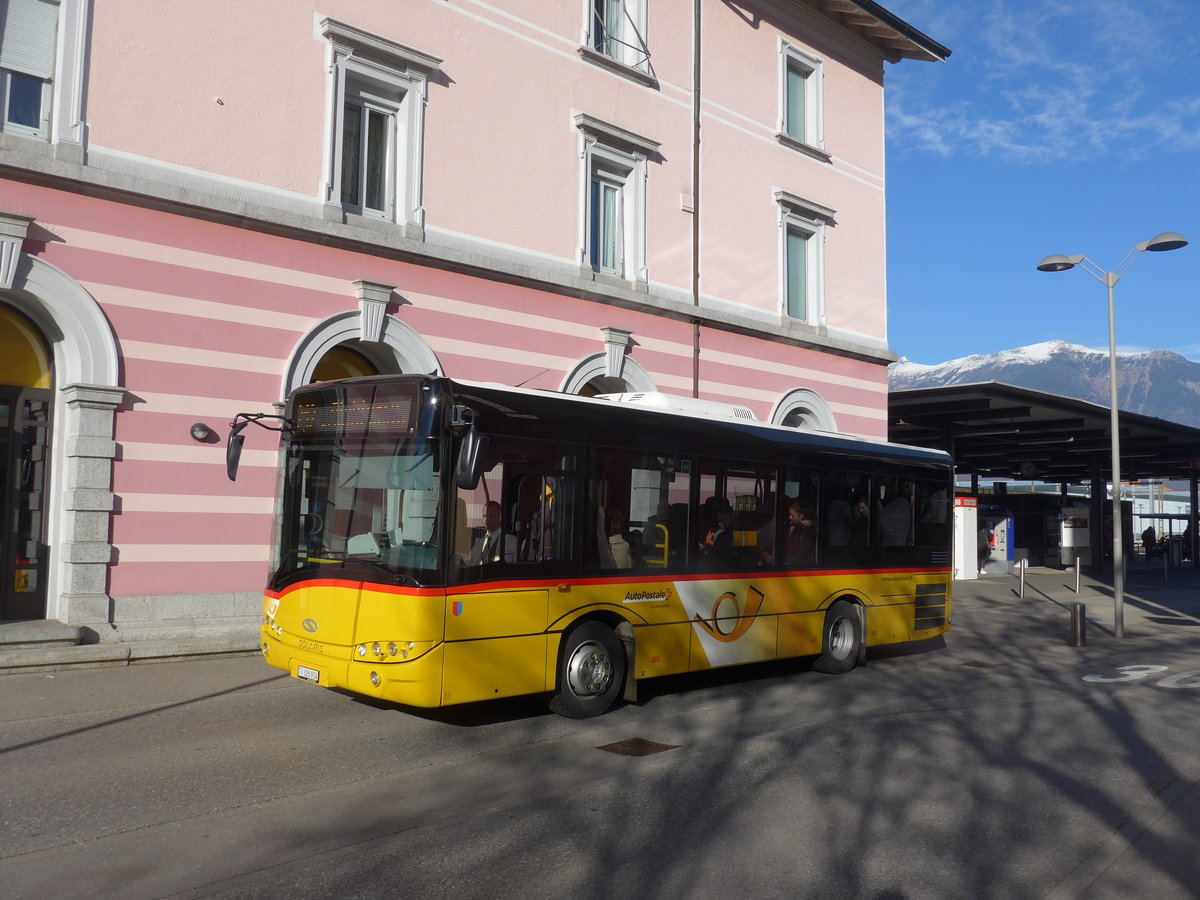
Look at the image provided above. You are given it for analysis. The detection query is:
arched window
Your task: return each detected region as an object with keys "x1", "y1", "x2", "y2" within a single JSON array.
[
  {"x1": 561, "y1": 352, "x2": 656, "y2": 396},
  {"x1": 771, "y1": 388, "x2": 837, "y2": 432}
]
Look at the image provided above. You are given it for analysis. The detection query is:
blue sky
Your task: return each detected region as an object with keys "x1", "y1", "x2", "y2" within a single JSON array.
[{"x1": 881, "y1": 0, "x2": 1200, "y2": 365}]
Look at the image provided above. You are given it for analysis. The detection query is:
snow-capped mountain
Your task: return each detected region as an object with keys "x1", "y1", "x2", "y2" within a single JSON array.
[{"x1": 889, "y1": 341, "x2": 1200, "y2": 429}]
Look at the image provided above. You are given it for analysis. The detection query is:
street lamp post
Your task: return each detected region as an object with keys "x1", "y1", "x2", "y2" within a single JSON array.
[{"x1": 1036, "y1": 233, "x2": 1188, "y2": 638}]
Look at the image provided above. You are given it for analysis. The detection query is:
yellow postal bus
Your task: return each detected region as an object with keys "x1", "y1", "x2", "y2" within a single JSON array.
[{"x1": 230, "y1": 376, "x2": 952, "y2": 717}]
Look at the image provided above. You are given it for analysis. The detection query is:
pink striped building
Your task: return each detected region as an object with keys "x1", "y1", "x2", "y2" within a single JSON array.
[{"x1": 0, "y1": 1, "x2": 947, "y2": 646}]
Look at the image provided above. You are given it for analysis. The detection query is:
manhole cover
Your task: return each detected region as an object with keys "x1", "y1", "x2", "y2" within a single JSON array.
[{"x1": 597, "y1": 737, "x2": 680, "y2": 757}]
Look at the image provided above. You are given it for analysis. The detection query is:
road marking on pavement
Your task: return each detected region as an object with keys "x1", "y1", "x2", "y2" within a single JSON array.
[{"x1": 1083, "y1": 665, "x2": 1200, "y2": 688}]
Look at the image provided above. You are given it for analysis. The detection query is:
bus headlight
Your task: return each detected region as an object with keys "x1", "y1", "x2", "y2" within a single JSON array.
[
  {"x1": 370, "y1": 671, "x2": 381, "y2": 687},
  {"x1": 357, "y1": 644, "x2": 367, "y2": 658},
  {"x1": 372, "y1": 642, "x2": 383, "y2": 658},
  {"x1": 387, "y1": 642, "x2": 398, "y2": 657}
]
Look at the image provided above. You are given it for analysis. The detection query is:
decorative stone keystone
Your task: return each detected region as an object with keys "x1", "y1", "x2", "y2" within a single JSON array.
[
  {"x1": 354, "y1": 279, "x2": 396, "y2": 343},
  {"x1": 601, "y1": 326, "x2": 633, "y2": 380},
  {"x1": 0, "y1": 212, "x2": 34, "y2": 291}
]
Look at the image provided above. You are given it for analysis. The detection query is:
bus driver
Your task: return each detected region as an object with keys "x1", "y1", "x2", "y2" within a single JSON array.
[{"x1": 468, "y1": 500, "x2": 517, "y2": 565}]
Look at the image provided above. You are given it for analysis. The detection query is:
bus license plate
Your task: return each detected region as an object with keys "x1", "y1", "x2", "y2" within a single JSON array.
[{"x1": 296, "y1": 665, "x2": 320, "y2": 684}]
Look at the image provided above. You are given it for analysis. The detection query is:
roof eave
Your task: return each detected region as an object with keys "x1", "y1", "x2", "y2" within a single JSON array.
[{"x1": 809, "y1": 0, "x2": 951, "y2": 63}]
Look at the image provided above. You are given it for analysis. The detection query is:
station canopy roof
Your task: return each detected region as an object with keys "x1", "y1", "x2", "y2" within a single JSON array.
[{"x1": 888, "y1": 382, "x2": 1200, "y2": 484}]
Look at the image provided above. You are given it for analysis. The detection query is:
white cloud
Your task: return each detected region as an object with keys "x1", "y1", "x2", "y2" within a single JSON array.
[
  {"x1": 1170, "y1": 342, "x2": 1200, "y2": 362},
  {"x1": 885, "y1": 0, "x2": 1200, "y2": 164}
]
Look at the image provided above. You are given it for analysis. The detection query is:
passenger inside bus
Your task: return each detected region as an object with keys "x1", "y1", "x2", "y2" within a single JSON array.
[
  {"x1": 850, "y1": 499, "x2": 871, "y2": 546},
  {"x1": 699, "y1": 507, "x2": 734, "y2": 566},
  {"x1": 783, "y1": 500, "x2": 817, "y2": 566},
  {"x1": 606, "y1": 507, "x2": 633, "y2": 569}
]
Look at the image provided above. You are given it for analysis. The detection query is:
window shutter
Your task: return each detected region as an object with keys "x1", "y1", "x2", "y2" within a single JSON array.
[{"x1": 0, "y1": 0, "x2": 60, "y2": 80}]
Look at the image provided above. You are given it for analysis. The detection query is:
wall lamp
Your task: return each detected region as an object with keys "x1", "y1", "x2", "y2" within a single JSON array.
[{"x1": 190, "y1": 422, "x2": 214, "y2": 442}]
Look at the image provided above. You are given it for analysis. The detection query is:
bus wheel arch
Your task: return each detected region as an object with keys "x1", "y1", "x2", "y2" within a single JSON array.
[
  {"x1": 813, "y1": 597, "x2": 865, "y2": 675},
  {"x1": 549, "y1": 618, "x2": 628, "y2": 718}
]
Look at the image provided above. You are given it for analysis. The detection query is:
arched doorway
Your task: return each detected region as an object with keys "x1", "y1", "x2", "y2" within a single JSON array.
[
  {"x1": 0, "y1": 304, "x2": 53, "y2": 620},
  {"x1": 311, "y1": 344, "x2": 382, "y2": 382},
  {"x1": 282, "y1": 308, "x2": 441, "y2": 399}
]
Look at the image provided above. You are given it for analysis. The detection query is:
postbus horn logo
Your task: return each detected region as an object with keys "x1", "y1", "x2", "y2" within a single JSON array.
[{"x1": 693, "y1": 585, "x2": 765, "y2": 642}]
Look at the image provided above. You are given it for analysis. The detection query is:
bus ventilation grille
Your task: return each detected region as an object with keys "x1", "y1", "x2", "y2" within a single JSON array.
[
  {"x1": 597, "y1": 738, "x2": 680, "y2": 757},
  {"x1": 914, "y1": 582, "x2": 949, "y2": 630}
]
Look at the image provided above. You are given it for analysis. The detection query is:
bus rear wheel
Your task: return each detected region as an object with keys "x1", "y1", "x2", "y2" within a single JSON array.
[
  {"x1": 813, "y1": 600, "x2": 861, "y2": 675},
  {"x1": 549, "y1": 621, "x2": 624, "y2": 718}
]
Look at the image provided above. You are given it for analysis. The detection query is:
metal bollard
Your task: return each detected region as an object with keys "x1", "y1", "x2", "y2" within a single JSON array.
[
  {"x1": 1074, "y1": 557, "x2": 1081, "y2": 594},
  {"x1": 1069, "y1": 602, "x2": 1087, "y2": 646},
  {"x1": 1018, "y1": 558, "x2": 1027, "y2": 599}
]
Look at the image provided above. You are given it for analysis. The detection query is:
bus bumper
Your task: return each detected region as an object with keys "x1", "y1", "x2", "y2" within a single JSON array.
[{"x1": 261, "y1": 629, "x2": 445, "y2": 709}]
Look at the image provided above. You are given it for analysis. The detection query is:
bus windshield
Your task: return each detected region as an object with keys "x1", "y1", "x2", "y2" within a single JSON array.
[{"x1": 273, "y1": 381, "x2": 444, "y2": 587}]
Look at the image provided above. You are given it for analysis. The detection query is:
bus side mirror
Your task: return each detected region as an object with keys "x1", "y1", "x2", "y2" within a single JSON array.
[
  {"x1": 226, "y1": 432, "x2": 245, "y2": 481},
  {"x1": 225, "y1": 412, "x2": 289, "y2": 482},
  {"x1": 455, "y1": 430, "x2": 489, "y2": 490},
  {"x1": 451, "y1": 404, "x2": 489, "y2": 490}
]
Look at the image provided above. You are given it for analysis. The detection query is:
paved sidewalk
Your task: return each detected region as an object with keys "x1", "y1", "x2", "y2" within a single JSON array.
[
  {"x1": 952, "y1": 560, "x2": 1200, "y2": 898},
  {"x1": 954, "y1": 559, "x2": 1200, "y2": 642}
]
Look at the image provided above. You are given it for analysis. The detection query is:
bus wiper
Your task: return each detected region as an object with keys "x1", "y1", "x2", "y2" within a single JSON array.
[
  {"x1": 345, "y1": 555, "x2": 417, "y2": 586},
  {"x1": 301, "y1": 548, "x2": 416, "y2": 585}
]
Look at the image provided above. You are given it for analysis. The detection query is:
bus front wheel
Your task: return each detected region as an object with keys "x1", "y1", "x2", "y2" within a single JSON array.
[
  {"x1": 549, "y1": 621, "x2": 624, "y2": 718},
  {"x1": 813, "y1": 600, "x2": 861, "y2": 675}
]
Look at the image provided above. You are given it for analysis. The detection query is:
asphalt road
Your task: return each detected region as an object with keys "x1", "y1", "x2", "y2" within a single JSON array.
[{"x1": 2, "y1": 574, "x2": 1199, "y2": 899}]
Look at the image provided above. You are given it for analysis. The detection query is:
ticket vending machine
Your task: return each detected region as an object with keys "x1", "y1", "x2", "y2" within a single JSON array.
[
  {"x1": 953, "y1": 497, "x2": 978, "y2": 581},
  {"x1": 979, "y1": 508, "x2": 1015, "y2": 574}
]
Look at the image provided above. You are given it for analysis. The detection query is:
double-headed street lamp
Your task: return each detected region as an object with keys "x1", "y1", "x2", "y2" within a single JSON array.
[{"x1": 1036, "y1": 232, "x2": 1188, "y2": 638}]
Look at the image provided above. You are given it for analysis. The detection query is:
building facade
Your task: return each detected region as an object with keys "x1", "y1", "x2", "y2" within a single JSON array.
[{"x1": 0, "y1": 1, "x2": 946, "y2": 643}]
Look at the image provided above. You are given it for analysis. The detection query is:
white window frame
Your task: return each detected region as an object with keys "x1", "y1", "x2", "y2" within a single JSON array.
[
  {"x1": 575, "y1": 113, "x2": 658, "y2": 285},
  {"x1": 583, "y1": 0, "x2": 650, "y2": 74},
  {"x1": 319, "y1": 17, "x2": 440, "y2": 231},
  {"x1": 1, "y1": 69, "x2": 51, "y2": 138},
  {"x1": 777, "y1": 40, "x2": 827, "y2": 161},
  {"x1": 0, "y1": 0, "x2": 60, "y2": 140},
  {"x1": 775, "y1": 190, "x2": 833, "y2": 326},
  {"x1": 340, "y1": 84, "x2": 399, "y2": 220},
  {"x1": 590, "y1": 162, "x2": 625, "y2": 276}
]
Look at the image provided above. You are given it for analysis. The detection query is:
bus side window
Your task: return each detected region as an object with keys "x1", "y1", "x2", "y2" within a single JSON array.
[
  {"x1": 625, "y1": 454, "x2": 690, "y2": 572},
  {"x1": 452, "y1": 463, "x2": 508, "y2": 582},
  {"x1": 515, "y1": 474, "x2": 553, "y2": 562},
  {"x1": 774, "y1": 466, "x2": 819, "y2": 569},
  {"x1": 877, "y1": 476, "x2": 915, "y2": 547},
  {"x1": 586, "y1": 448, "x2": 646, "y2": 573},
  {"x1": 823, "y1": 471, "x2": 871, "y2": 565},
  {"x1": 915, "y1": 478, "x2": 951, "y2": 556}
]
